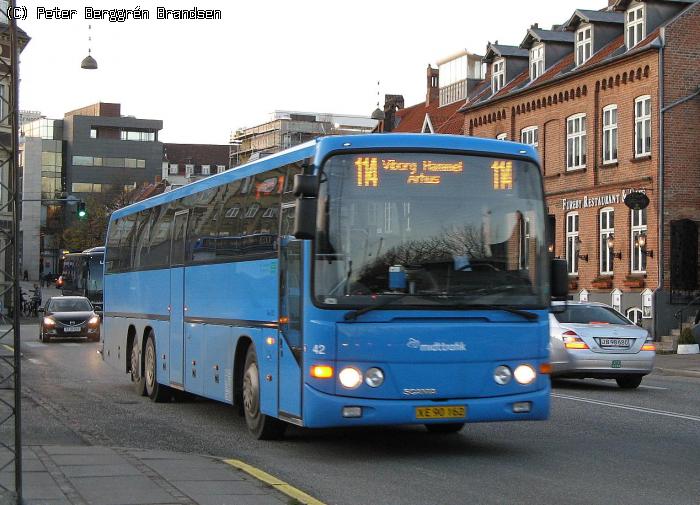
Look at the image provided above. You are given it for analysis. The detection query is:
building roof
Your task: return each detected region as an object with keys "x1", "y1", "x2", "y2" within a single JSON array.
[
  {"x1": 611, "y1": 0, "x2": 697, "y2": 9},
  {"x1": 483, "y1": 43, "x2": 529, "y2": 62},
  {"x1": 564, "y1": 9, "x2": 625, "y2": 29},
  {"x1": 393, "y1": 98, "x2": 466, "y2": 135},
  {"x1": 521, "y1": 28, "x2": 575, "y2": 49}
]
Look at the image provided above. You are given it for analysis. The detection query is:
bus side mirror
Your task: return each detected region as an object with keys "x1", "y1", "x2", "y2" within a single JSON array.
[
  {"x1": 551, "y1": 259, "x2": 568, "y2": 300},
  {"x1": 293, "y1": 174, "x2": 318, "y2": 197},
  {"x1": 293, "y1": 197, "x2": 317, "y2": 240}
]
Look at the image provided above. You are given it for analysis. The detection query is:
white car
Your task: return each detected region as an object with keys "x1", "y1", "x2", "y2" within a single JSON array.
[{"x1": 549, "y1": 301, "x2": 655, "y2": 389}]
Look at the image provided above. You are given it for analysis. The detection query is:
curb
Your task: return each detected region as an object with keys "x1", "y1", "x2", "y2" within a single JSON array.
[
  {"x1": 653, "y1": 367, "x2": 700, "y2": 379},
  {"x1": 224, "y1": 459, "x2": 326, "y2": 505}
]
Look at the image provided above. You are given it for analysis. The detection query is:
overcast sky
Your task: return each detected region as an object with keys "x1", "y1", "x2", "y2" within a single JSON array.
[{"x1": 19, "y1": 0, "x2": 603, "y2": 144}]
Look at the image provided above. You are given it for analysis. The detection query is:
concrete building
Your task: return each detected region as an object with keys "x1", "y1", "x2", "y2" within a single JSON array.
[
  {"x1": 230, "y1": 111, "x2": 377, "y2": 167},
  {"x1": 162, "y1": 143, "x2": 229, "y2": 189}
]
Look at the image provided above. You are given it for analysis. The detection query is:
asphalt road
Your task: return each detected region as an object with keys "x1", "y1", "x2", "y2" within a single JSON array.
[{"x1": 17, "y1": 323, "x2": 700, "y2": 505}]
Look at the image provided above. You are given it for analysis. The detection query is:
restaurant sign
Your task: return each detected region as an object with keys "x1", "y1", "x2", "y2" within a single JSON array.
[{"x1": 561, "y1": 188, "x2": 647, "y2": 211}]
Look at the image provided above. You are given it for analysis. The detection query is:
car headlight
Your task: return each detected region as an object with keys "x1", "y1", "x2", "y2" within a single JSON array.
[
  {"x1": 365, "y1": 367, "x2": 384, "y2": 387},
  {"x1": 494, "y1": 365, "x2": 512, "y2": 385},
  {"x1": 43, "y1": 317, "x2": 55, "y2": 327},
  {"x1": 338, "y1": 367, "x2": 362, "y2": 389},
  {"x1": 514, "y1": 364, "x2": 537, "y2": 385},
  {"x1": 88, "y1": 316, "x2": 100, "y2": 325}
]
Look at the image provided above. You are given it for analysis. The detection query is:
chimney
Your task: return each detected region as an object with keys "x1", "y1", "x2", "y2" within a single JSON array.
[
  {"x1": 608, "y1": 0, "x2": 618, "y2": 8},
  {"x1": 426, "y1": 65, "x2": 439, "y2": 106}
]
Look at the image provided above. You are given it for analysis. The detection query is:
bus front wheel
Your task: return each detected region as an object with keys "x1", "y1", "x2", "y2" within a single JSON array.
[
  {"x1": 242, "y1": 346, "x2": 286, "y2": 440},
  {"x1": 145, "y1": 332, "x2": 171, "y2": 402}
]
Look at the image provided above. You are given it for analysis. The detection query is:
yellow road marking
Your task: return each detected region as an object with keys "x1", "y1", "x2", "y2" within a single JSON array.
[{"x1": 223, "y1": 458, "x2": 326, "y2": 505}]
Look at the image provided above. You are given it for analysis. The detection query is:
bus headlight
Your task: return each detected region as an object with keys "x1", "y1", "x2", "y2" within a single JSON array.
[
  {"x1": 493, "y1": 365, "x2": 512, "y2": 385},
  {"x1": 514, "y1": 364, "x2": 536, "y2": 385},
  {"x1": 365, "y1": 367, "x2": 384, "y2": 388},
  {"x1": 339, "y1": 367, "x2": 362, "y2": 389}
]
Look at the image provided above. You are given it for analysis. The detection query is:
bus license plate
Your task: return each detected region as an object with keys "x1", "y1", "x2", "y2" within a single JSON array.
[{"x1": 415, "y1": 406, "x2": 466, "y2": 420}]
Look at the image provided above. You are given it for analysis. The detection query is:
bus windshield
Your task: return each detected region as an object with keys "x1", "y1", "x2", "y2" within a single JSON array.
[
  {"x1": 314, "y1": 152, "x2": 548, "y2": 309},
  {"x1": 87, "y1": 254, "x2": 104, "y2": 296}
]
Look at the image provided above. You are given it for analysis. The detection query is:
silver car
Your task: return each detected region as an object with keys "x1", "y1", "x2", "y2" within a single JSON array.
[{"x1": 549, "y1": 301, "x2": 655, "y2": 389}]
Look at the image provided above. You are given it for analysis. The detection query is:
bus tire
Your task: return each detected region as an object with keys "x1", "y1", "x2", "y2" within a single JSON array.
[
  {"x1": 242, "y1": 345, "x2": 286, "y2": 440},
  {"x1": 425, "y1": 423, "x2": 465, "y2": 434},
  {"x1": 145, "y1": 332, "x2": 170, "y2": 402},
  {"x1": 131, "y1": 338, "x2": 146, "y2": 396}
]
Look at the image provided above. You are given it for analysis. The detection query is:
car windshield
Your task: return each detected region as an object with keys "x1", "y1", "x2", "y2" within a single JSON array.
[
  {"x1": 313, "y1": 152, "x2": 548, "y2": 308},
  {"x1": 49, "y1": 299, "x2": 92, "y2": 312},
  {"x1": 554, "y1": 305, "x2": 631, "y2": 325}
]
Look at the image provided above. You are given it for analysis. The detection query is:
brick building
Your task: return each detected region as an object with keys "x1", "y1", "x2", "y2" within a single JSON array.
[
  {"x1": 458, "y1": 0, "x2": 700, "y2": 337},
  {"x1": 162, "y1": 143, "x2": 229, "y2": 189},
  {"x1": 380, "y1": 0, "x2": 699, "y2": 337}
]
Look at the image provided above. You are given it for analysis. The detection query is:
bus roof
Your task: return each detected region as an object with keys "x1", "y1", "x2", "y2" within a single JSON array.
[{"x1": 109, "y1": 133, "x2": 539, "y2": 221}]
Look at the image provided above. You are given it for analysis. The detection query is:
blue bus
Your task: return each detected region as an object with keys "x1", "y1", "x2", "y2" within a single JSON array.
[
  {"x1": 61, "y1": 246, "x2": 105, "y2": 313},
  {"x1": 103, "y1": 134, "x2": 567, "y2": 439}
]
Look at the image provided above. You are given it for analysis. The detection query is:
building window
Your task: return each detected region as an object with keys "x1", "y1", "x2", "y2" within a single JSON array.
[
  {"x1": 90, "y1": 128, "x2": 98, "y2": 139},
  {"x1": 217, "y1": 165, "x2": 226, "y2": 174},
  {"x1": 566, "y1": 212, "x2": 579, "y2": 275},
  {"x1": 120, "y1": 130, "x2": 156, "y2": 142},
  {"x1": 576, "y1": 25, "x2": 592, "y2": 66},
  {"x1": 496, "y1": 133, "x2": 507, "y2": 140},
  {"x1": 73, "y1": 156, "x2": 94, "y2": 166},
  {"x1": 492, "y1": 59, "x2": 505, "y2": 94},
  {"x1": 626, "y1": 307, "x2": 643, "y2": 326},
  {"x1": 635, "y1": 95, "x2": 651, "y2": 157},
  {"x1": 602, "y1": 105, "x2": 618, "y2": 164},
  {"x1": 626, "y1": 4, "x2": 645, "y2": 49},
  {"x1": 600, "y1": 207, "x2": 614, "y2": 275},
  {"x1": 169, "y1": 163, "x2": 178, "y2": 175},
  {"x1": 520, "y1": 126, "x2": 538, "y2": 147},
  {"x1": 631, "y1": 208, "x2": 647, "y2": 273},
  {"x1": 185, "y1": 164, "x2": 194, "y2": 177},
  {"x1": 530, "y1": 44, "x2": 544, "y2": 81},
  {"x1": 566, "y1": 114, "x2": 587, "y2": 170},
  {"x1": 201, "y1": 164, "x2": 211, "y2": 175}
]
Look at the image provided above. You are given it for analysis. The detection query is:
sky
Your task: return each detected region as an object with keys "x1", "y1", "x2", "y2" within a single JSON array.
[{"x1": 19, "y1": 0, "x2": 604, "y2": 145}]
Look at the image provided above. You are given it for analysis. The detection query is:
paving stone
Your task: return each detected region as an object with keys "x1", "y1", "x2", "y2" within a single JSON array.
[
  {"x1": 61, "y1": 463, "x2": 142, "y2": 478},
  {"x1": 70, "y1": 475, "x2": 175, "y2": 505},
  {"x1": 3, "y1": 472, "x2": 64, "y2": 500},
  {"x1": 127, "y1": 450, "x2": 212, "y2": 461},
  {"x1": 44, "y1": 446, "x2": 116, "y2": 456},
  {"x1": 50, "y1": 454, "x2": 128, "y2": 467},
  {"x1": 24, "y1": 499, "x2": 71, "y2": 505},
  {"x1": 144, "y1": 460, "x2": 244, "y2": 481},
  {"x1": 186, "y1": 494, "x2": 286, "y2": 505},
  {"x1": 173, "y1": 479, "x2": 268, "y2": 497}
]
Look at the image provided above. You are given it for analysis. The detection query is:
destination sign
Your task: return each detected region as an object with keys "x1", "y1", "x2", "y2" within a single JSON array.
[{"x1": 354, "y1": 156, "x2": 513, "y2": 190}]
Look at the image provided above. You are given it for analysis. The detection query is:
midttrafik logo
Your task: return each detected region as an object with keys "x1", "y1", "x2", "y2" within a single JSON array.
[{"x1": 406, "y1": 338, "x2": 466, "y2": 352}]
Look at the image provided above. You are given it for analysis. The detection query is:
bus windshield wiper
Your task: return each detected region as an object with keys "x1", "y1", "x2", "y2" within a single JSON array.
[
  {"x1": 343, "y1": 294, "x2": 430, "y2": 322},
  {"x1": 448, "y1": 304, "x2": 538, "y2": 321}
]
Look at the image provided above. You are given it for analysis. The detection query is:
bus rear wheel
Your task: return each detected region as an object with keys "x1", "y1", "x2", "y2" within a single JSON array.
[
  {"x1": 425, "y1": 423, "x2": 465, "y2": 434},
  {"x1": 145, "y1": 332, "x2": 170, "y2": 402},
  {"x1": 242, "y1": 346, "x2": 286, "y2": 440},
  {"x1": 131, "y1": 339, "x2": 146, "y2": 396}
]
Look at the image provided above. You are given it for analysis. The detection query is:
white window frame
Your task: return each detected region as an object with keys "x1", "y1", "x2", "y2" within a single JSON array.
[
  {"x1": 520, "y1": 126, "x2": 539, "y2": 147},
  {"x1": 635, "y1": 95, "x2": 651, "y2": 157},
  {"x1": 185, "y1": 164, "x2": 194, "y2": 177},
  {"x1": 566, "y1": 113, "x2": 587, "y2": 170},
  {"x1": 169, "y1": 163, "x2": 178, "y2": 175},
  {"x1": 611, "y1": 288, "x2": 622, "y2": 313},
  {"x1": 201, "y1": 164, "x2": 210, "y2": 175},
  {"x1": 600, "y1": 207, "x2": 614, "y2": 275},
  {"x1": 602, "y1": 104, "x2": 618, "y2": 164},
  {"x1": 492, "y1": 58, "x2": 505, "y2": 94},
  {"x1": 217, "y1": 164, "x2": 226, "y2": 174},
  {"x1": 626, "y1": 307, "x2": 643, "y2": 326},
  {"x1": 566, "y1": 212, "x2": 580, "y2": 275},
  {"x1": 631, "y1": 208, "x2": 647, "y2": 274},
  {"x1": 575, "y1": 24, "x2": 593, "y2": 66},
  {"x1": 530, "y1": 43, "x2": 545, "y2": 81},
  {"x1": 496, "y1": 133, "x2": 507, "y2": 141},
  {"x1": 626, "y1": 4, "x2": 645, "y2": 49}
]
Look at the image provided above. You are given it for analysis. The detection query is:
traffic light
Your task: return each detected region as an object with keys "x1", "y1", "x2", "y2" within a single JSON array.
[{"x1": 77, "y1": 201, "x2": 87, "y2": 219}]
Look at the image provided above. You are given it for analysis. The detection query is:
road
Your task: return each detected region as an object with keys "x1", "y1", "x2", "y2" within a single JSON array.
[{"x1": 17, "y1": 323, "x2": 700, "y2": 505}]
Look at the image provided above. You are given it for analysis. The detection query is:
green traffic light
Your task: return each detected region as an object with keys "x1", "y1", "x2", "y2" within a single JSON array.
[{"x1": 77, "y1": 202, "x2": 87, "y2": 219}]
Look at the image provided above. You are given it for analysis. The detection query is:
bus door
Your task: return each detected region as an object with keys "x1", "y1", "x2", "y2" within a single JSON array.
[
  {"x1": 169, "y1": 210, "x2": 189, "y2": 387},
  {"x1": 278, "y1": 212, "x2": 303, "y2": 418}
]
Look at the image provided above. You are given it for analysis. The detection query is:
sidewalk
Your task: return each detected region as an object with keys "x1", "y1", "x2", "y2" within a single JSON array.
[
  {"x1": 653, "y1": 352, "x2": 700, "y2": 379},
  {"x1": 2, "y1": 446, "x2": 292, "y2": 505}
]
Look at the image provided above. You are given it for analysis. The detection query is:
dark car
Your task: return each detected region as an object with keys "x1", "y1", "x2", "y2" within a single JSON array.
[{"x1": 40, "y1": 296, "x2": 100, "y2": 343}]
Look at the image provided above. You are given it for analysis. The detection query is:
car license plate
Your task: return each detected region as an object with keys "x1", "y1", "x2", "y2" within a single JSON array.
[
  {"x1": 64, "y1": 326, "x2": 81, "y2": 333},
  {"x1": 611, "y1": 360, "x2": 622, "y2": 368},
  {"x1": 415, "y1": 406, "x2": 466, "y2": 420},
  {"x1": 598, "y1": 338, "x2": 631, "y2": 347}
]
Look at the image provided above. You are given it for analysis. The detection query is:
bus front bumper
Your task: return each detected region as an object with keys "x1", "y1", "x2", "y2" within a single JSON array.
[{"x1": 301, "y1": 383, "x2": 550, "y2": 428}]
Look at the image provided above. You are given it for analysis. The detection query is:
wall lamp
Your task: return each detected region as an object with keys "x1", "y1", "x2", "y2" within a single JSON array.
[
  {"x1": 606, "y1": 235, "x2": 623, "y2": 260},
  {"x1": 635, "y1": 233, "x2": 654, "y2": 258}
]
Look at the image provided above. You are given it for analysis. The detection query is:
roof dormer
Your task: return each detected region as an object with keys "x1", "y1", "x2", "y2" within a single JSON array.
[
  {"x1": 520, "y1": 25, "x2": 575, "y2": 82},
  {"x1": 610, "y1": 0, "x2": 694, "y2": 51},
  {"x1": 564, "y1": 10, "x2": 624, "y2": 67},
  {"x1": 483, "y1": 42, "x2": 528, "y2": 95},
  {"x1": 436, "y1": 50, "x2": 484, "y2": 106}
]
